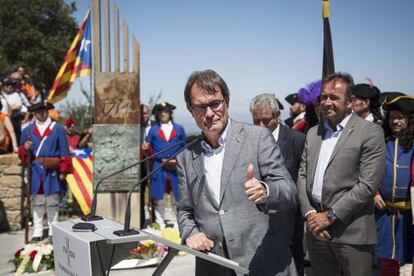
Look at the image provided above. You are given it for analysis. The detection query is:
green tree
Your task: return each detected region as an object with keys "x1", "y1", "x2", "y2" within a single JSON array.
[
  {"x1": 0, "y1": 0, "x2": 78, "y2": 90},
  {"x1": 59, "y1": 84, "x2": 92, "y2": 132}
]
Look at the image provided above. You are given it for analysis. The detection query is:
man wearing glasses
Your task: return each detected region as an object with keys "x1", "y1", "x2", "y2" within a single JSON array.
[
  {"x1": 176, "y1": 69, "x2": 298, "y2": 275},
  {"x1": 250, "y1": 93, "x2": 306, "y2": 275}
]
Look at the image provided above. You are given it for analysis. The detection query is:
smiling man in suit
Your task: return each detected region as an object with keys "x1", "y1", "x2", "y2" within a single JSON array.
[
  {"x1": 250, "y1": 93, "x2": 306, "y2": 275},
  {"x1": 297, "y1": 72, "x2": 386, "y2": 276},
  {"x1": 177, "y1": 69, "x2": 298, "y2": 276}
]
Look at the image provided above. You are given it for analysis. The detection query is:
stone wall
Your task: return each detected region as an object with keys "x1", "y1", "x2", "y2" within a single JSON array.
[{"x1": 0, "y1": 154, "x2": 23, "y2": 231}]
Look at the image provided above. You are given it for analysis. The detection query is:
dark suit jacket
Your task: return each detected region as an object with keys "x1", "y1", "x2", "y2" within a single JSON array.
[
  {"x1": 274, "y1": 125, "x2": 305, "y2": 260},
  {"x1": 277, "y1": 125, "x2": 305, "y2": 183}
]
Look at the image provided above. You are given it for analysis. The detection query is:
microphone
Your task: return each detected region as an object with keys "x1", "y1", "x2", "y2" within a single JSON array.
[
  {"x1": 82, "y1": 134, "x2": 199, "y2": 221},
  {"x1": 113, "y1": 135, "x2": 202, "y2": 236}
]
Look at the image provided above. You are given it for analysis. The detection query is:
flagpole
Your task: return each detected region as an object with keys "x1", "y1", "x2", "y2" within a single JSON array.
[{"x1": 322, "y1": 0, "x2": 335, "y2": 79}]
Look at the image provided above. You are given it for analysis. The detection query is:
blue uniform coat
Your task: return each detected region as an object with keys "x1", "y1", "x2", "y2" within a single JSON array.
[
  {"x1": 376, "y1": 138, "x2": 414, "y2": 263},
  {"x1": 19, "y1": 122, "x2": 72, "y2": 196},
  {"x1": 146, "y1": 122, "x2": 186, "y2": 201}
]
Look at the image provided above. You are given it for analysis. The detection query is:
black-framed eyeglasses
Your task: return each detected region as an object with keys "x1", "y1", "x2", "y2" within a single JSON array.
[{"x1": 191, "y1": 99, "x2": 225, "y2": 116}]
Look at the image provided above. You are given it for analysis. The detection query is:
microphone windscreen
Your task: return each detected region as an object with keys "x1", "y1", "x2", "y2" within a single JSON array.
[{"x1": 185, "y1": 135, "x2": 202, "y2": 143}]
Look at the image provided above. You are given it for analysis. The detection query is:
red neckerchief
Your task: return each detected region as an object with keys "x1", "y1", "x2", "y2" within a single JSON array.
[
  {"x1": 156, "y1": 127, "x2": 177, "y2": 142},
  {"x1": 32, "y1": 121, "x2": 53, "y2": 139}
]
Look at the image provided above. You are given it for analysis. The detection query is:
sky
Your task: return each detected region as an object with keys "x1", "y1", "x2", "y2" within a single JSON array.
[{"x1": 62, "y1": 0, "x2": 414, "y2": 133}]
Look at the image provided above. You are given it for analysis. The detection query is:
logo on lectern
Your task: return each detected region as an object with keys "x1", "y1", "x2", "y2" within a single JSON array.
[{"x1": 62, "y1": 236, "x2": 76, "y2": 267}]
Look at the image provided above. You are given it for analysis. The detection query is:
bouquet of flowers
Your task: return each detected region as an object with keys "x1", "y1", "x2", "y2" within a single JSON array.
[
  {"x1": 128, "y1": 226, "x2": 168, "y2": 260},
  {"x1": 10, "y1": 243, "x2": 54, "y2": 273},
  {"x1": 128, "y1": 240, "x2": 166, "y2": 260}
]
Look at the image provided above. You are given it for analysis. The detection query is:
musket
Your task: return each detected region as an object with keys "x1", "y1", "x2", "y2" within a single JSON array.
[{"x1": 24, "y1": 137, "x2": 32, "y2": 244}]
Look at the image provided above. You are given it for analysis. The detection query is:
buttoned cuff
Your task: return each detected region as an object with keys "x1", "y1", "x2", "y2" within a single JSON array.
[
  {"x1": 259, "y1": 181, "x2": 270, "y2": 198},
  {"x1": 304, "y1": 209, "x2": 317, "y2": 219}
]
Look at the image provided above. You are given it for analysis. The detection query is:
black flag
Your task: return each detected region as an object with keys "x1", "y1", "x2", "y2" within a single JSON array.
[{"x1": 322, "y1": 0, "x2": 335, "y2": 79}]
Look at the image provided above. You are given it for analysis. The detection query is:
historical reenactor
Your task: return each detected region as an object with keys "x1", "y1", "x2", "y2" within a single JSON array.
[
  {"x1": 351, "y1": 83, "x2": 382, "y2": 124},
  {"x1": 146, "y1": 102, "x2": 186, "y2": 228},
  {"x1": 375, "y1": 95, "x2": 414, "y2": 275},
  {"x1": 285, "y1": 92, "x2": 307, "y2": 130},
  {"x1": 18, "y1": 100, "x2": 72, "y2": 242}
]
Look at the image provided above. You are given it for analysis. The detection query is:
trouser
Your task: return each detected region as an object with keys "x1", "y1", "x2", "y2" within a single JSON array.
[
  {"x1": 32, "y1": 193, "x2": 60, "y2": 238},
  {"x1": 60, "y1": 179, "x2": 68, "y2": 207},
  {"x1": 153, "y1": 195, "x2": 176, "y2": 227},
  {"x1": 195, "y1": 239, "x2": 236, "y2": 276},
  {"x1": 10, "y1": 110, "x2": 22, "y2": 145},
  {"x1": 307, "y1": 236, "x2": 374, "y2": 276}
]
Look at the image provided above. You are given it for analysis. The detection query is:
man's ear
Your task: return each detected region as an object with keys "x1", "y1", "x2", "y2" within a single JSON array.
[
  {"x1": 347, "y1": 95, "x2": 355, "y2": 109},
  {"x1": 275, "y1": 111, "x2": 281, "y2": 121}
]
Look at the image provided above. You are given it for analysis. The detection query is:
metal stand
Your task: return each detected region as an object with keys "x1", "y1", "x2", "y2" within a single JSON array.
[{"x1": 152, "y1": 248, "x2": 179, "y2": 276}]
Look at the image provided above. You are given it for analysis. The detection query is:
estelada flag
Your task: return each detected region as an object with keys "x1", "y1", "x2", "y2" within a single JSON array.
[
  {"x1": 66, "y1": 148, "x2": 93, "y2": 215},
  {"x1": 322, "y1": 0, "x2": 335, "y2": 79},
  {"x1": 48, "y1": 9, "x2": 92, "y2": 103}
]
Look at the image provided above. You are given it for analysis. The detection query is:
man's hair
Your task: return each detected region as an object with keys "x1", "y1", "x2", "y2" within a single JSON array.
[
  {"x1": 382, "y1": 111, "x2": 414, "y2": 151},
  {"x1": 140, "y1": 104, "x2": 149, "y2": 111},
  {"x1": 184, "y1": 69, "x2": 230, "y2": 109},
  {"x1": 323, "y1": 72, "x2": 354, "y2": 100},
  {"x1": 249, "y1": 93, "x2": 280, "y2": 116}
]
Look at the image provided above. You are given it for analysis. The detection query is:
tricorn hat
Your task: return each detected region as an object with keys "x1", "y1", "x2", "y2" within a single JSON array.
[
  {"x1": 379, "y1": 91, "x2": 406, "y2": 105},
  {"x1": 382, "y1": 95, "x2": 414, "y2": 113},
  {"x1": 351, "y1": 84, "x2": 380, "y2": 101},
  {"x1": 151, "y1": 101, "x2": 176, "y2": 115},
  {"x1": 28, "y1": 100, "x2": 55, "y2": 112},
  {"x1": 276, "y1": 98, "x2": 284, "y2": 110},
  {"x1": 285, "y1": 93, "x2": 298, "y2": 105}
]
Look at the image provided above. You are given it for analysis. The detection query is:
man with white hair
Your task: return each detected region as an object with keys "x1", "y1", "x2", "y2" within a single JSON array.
[{"x1": 250, "y1": 93, "x2": 306, "y2": 275}]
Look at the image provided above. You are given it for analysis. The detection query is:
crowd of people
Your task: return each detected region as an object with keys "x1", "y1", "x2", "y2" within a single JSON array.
[
  {"x1": 145, "y1": 70, "x2": 413, "y2": 276},
  {"x1": 0, "y1": 68, "x2": 93, "y2": 242},
  {"x1": 1, "y1": 66, "x2": 414, "y2": 275}
]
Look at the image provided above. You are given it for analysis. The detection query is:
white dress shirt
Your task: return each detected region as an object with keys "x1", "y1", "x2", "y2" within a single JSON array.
[
  {"x1": 311, "y1": 114, "x2": 352, "y2": 203},
  {"x1": 145, "y1": 120, "x2": 152, "y2": 137},
  {"x1": 272, "y1": 124, "x2": 280, "y2": 142},
  {"x1": 364, "y1": 113, "x2": 374, "y2": 122},
  {"x1": 160, "y1": 121, "x2": 173, "y2": 142},
  {"x1": 201, "y1": 119, "x2": 230, "y2": 205}
]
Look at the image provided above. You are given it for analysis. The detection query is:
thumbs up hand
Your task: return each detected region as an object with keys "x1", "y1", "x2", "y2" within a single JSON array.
[{"x1": 244, "y1": 164, "x2": 268, "y2": 204}]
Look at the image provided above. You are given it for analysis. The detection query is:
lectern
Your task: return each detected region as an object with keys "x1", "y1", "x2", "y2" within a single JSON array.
[{"x1": 53, "y1": 218, "x2": 249, "y2": 275}]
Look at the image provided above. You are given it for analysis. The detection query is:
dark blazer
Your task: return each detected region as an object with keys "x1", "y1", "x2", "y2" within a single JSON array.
[
  {"x1": 277, "y1": 125, "x2": 306, "y2": 183},
  {"x1": 276, "y1": 125, "x2": 306, "y2": 275},
  {"x1": 297, "y1": 113, "x2": 386, "y2": 244}
]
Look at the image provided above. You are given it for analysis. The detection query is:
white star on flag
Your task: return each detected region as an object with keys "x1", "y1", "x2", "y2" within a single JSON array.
[{"x1": 80, "y1": 38, "x2": 91, "y2": 52}]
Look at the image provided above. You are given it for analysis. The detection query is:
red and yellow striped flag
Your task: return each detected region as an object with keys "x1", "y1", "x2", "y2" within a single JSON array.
[
  {"x1": 48, "y1": 9, "x2": 92, "y2": 103},
  {"x1": 66, "y1": 149, "x2": 93, "y2": 215}
]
